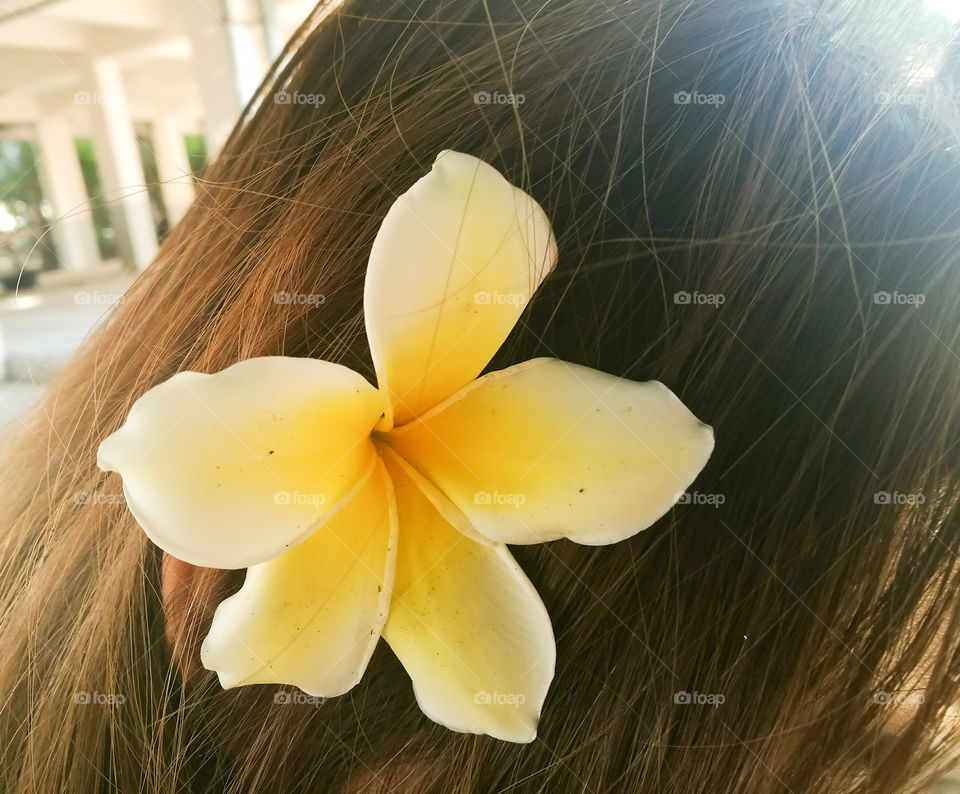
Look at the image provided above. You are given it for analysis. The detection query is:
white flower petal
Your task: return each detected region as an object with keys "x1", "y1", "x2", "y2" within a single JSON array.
[
  {"x1": 201, "y1": 459, "x2": 397, "y2": 696},
  {"x1": 379, "y1": 445, "x2": 494, "y2": 546},
  {"x1": 364, "y1": 150, "x2": 557, "y2": 428},
  {"x1": 98, "y1": 356, "x2": 383, "y2": 569},
  {"x1": 388, "y1": 358, "x2": 714, "y2": 545},
  {"x1": 380, "y1": 448, "x2": 555, "y2": 743}
]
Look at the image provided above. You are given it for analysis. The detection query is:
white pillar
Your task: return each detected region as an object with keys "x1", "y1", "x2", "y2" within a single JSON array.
[
  {"x1": 33, "y1": 115, "x2": 101, "y2": 272},
  {"x1": 180, "y1": 0, "x2": 272, "y2": 155},
  {"x1": 0, "y1": 321, "x2": 7, "y2": 381},
  {"x1": 84, "y1": 57, "x2": 158, "y2": 271},
  {"x1": 151, "y1": 118, "x2": 194, "y2": 226}
]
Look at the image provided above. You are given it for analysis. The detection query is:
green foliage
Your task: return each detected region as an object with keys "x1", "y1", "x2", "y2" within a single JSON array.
[{"x1": 0, "y1": 138, "x2": 43, "y2": 206}]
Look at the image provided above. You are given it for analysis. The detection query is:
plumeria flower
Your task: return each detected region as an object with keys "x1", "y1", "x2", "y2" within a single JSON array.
[{"x1": 98, "y1": 150, "x2": 714, "y2": 743}]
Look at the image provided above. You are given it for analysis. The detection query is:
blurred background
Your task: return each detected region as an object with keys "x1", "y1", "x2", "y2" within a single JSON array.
[{"x1": 0, "y1": 0, "x2": 320, "y2": 430}]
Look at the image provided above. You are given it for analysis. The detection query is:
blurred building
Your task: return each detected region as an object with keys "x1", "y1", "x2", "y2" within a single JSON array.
[{"x1": 0, "y1": 0, "x2": 318, "y2": 274}]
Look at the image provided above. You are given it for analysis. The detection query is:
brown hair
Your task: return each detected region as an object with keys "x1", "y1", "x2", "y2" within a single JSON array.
[{"x1": 2, "y1": 0, "x2": 960, "y2": 790}]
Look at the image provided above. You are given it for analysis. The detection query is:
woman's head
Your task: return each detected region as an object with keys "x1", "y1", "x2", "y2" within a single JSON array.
[{"x1": 2, "y1": 0, "x2": 960, "y2": 790}]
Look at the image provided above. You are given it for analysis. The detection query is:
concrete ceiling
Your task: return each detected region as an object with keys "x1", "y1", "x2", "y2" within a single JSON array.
[{"x1": 0, "y1": 0, "x2": 318, "y2": 128}]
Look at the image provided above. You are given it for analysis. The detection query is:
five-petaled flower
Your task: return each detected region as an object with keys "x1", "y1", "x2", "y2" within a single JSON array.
[{"x1": 98, "y1": 151, "x2": 714, "y2": 742}]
